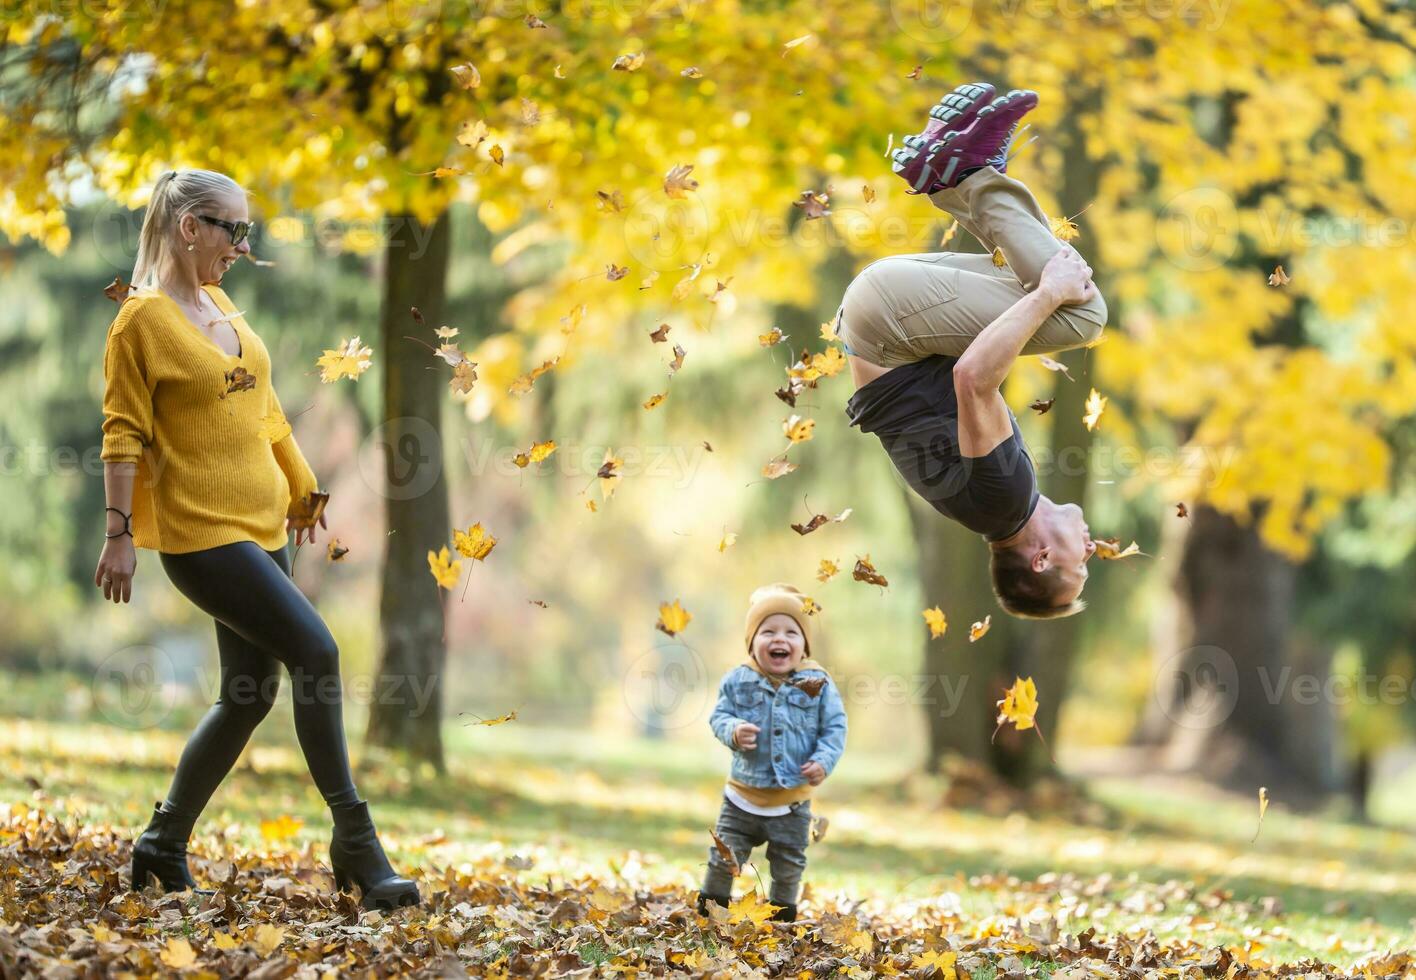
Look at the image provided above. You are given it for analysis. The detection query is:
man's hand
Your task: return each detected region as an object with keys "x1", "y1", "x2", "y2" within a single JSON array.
[
  {"x1": 800, "y1": 761, "x2": 826, "y2": 785},
  {"x1": 733, "y1": 722, "x2": 760, "y2": 750},
  {"x1": 1038, "y1": 244, "x2": 1095, "y2": 306}
]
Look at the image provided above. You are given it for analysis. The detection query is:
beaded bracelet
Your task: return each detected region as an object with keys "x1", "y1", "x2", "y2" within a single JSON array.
[{"x1": 105, "y1": 506, "x2": 132, "y2": 539}]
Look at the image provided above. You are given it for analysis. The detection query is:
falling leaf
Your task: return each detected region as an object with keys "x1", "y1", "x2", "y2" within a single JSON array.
[
  {"x1": 508, "y1": 356, "x2": 560, "y2": 395},
  {"x1": 1253, "y1": 786, "x2": 1270, "y2": 841},
  {"x1": 969, "y1": 614, "x2": 992, "y2": 642},
  {"x1": 1030, "y1": 398, "x2": 1055, "y2": 414},
  {"x1": 783, "y1": 415, "x2": 816, "y2": 444},
  {"x1": 791, "y1": 676, "x2": 826, "y2": 697},
  {"x1": 1051, "y1": 216, "x2": 1080, "y2": 241},
  {"x1": 709, "y1": 828, "x2": 740, "y2": 876},
  {"x1": 453, "y1": 522, "x2": 497, "y2": 561},
  {"x1": 790, "y1": 507, "x2": 852, "y2": 536},
  {"x1": 596, "y1": 188, "x2": 625, "y2": 213},
  {"x1": 1093, "y1": 537, "x2": 1142, "y2": 560},
  {"x1": 103, "y1": 275, "x2": 132, "y2": 303},
  {"x1": 762, "y1": 458, "x2": 798, "y2": 480},
  {"x1": 906, "y1": 64, "x2": 923, "y2": 79},
  {"x1": 643, "y1": 392, "x2": 667, "y2": 410},
  {"x1": 817, "y1": 559, "x2": 839, "y2": 582},
  {"x1": 327, "y1": 539, "x2": 349, "y2": 562},
  {"x1": 940, "y1": 219, "x2": 959, "y2": 247},
  {"x1": 428, "y1": 546, "x2": 462, "y2": 590},
  {"x1": 681, "y1": 66, "x2": 704, "y2": 78},
  {"x1": 760, "y1": 327, "x2": 787, "y2": 347},
  {"x1": 456, "y1": 119, "x2": 489, "y2": 148},
  {"x1": 598, "y1": 449, "x2": 623, "y2": 499},
  {"x1": 852, "y1": 555, "x2": 888, "y2": 588},
  {"x1": 260, "y1": 814, "x2": 304, "y2": 842},
  {"x1": 668, "y1": 344, "x2": 687, "y2": 374},
  {"x1": 991, "y1": 246, "x2": 1007, "y2": 267},
  {"x1": 257, "y1": 411, "x2": 292, "y2": 443},
  {"x1": 810, "y1": 813, "x2": 831, "y2": 843},
  {"x1": 222, "y1": 366, "x2": 257, "y2": 396},
  {"x1": 449, "y1": 63, "x2": 481, "y2": 89},
  {"x1": 488, "y1": 144, "x2": 505, "y2": 166},
  {"x1": 717, "y1": 530, "x2": 737, "y2": 553},
  {"x1": 288, "y1": 491, "x2": 329, "y2": 531},
  {"x1": 664, "y1": 164, "x2": 699, "y2": 198},
  {"x1": 670, "y1": 265, "x2": 702, "y2": 303},
  {"x1": 513, "y1": 440, "x2": 558, "y2": 468},
  {"x1": 525, "y1": 12, "x2": 547, "y2": 26},
  {"x1": 923, "y1": 606, "x2": 948, "y2": 639},
  {"x1": 465, "y1": 710, "x2": 517, "y2": 727},
  {"x1": 800, "y1": 596, "x2": 822, "y2": 615},
  {"x1": 553, "y1": 63, "x2": 565, "y2": 78},
  {"x1": 1037, "y1": 355, "x2": 1074, "y2": 381},
  {"x1": 639, "y1": 269, "x2": 659, "y2": 289},
  {"x1": 650, "y1": 323, "x2": 671, "y2": 343},
  {"x1": 611, "y1": 52, "x2": 645, "y2": 71},
  {"x1": 606, "y1": 263, "x2": 629, "y2": 281},
  {"x1": 1176, "y1": 502, "x2": 1189, "y2": 519},
  {"x1": 529, "y1": 599, "x2": 549, "y2": 608},
  {"x1": 793, "y1": 189, "x2": 831, "y2": 219},
  {"x1": 776, "y1": 378, "x2": 806, "y2": 406},
  {"x1": 782, "y1": 33, "x2": 814, "y2": 53},
  {"x1": 996, "y1": 676, "x2": 1038, "y2": 730},
  {"x1": 316, "y1": 337, "x2": 373, "y2": 383},
  {"x1": 656, "y1": 599, "x2": 692, "y2": 636},
  {"x1": 1082, "y1": 387, "x2": 1108, "y2": 431},
  {"x1": 862, "y1": 184, "x2": 876, "y2": 203},
  {"x1": 1268, "y1": 265, "x2": 1291, "y2": 287}
]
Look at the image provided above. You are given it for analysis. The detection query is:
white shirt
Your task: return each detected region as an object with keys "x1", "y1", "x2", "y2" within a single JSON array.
[{"x1": 724, "y1": 784, "x2": 793, "y2": 817}]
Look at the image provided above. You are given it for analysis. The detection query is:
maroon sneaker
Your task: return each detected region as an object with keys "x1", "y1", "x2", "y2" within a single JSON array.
[
  {"x1": 892, "y1": 82, "x2": 995, "y2": 194},
  {"x1": 892, "y1": 89, "x2": 1040, "y2": 194}
]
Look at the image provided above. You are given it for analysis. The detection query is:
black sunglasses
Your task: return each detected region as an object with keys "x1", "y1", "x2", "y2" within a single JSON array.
[{"x1": 198, "y1": 214, "x2": 253, "y2": 246}]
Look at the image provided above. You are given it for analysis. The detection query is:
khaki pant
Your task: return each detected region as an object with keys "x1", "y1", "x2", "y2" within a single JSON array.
[{"x1": 834, "y1": 166, "x2": 1108, "y2": 369}]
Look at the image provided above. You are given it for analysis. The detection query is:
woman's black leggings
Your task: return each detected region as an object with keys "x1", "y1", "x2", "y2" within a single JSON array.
[{"x1": 157, "y1": 540, "x2": 360, "y2": 817}]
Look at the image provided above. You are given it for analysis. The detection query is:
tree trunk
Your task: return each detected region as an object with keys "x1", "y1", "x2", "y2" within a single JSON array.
[{"x1": 366, "y1": 211, "x2": 453, "y2": 771}]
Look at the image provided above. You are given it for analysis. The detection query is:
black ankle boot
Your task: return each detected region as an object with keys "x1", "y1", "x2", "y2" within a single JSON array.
[
  {"x1": 696, "y1": 891, "x2": 730, "y2": 916},
  {"x1": 328, "y1": 800, "x2": 420, "y2": 911},
  {"x1": 770, "y1": 902, "x2": 797, "y2": 923},
  {"x1": 131, "y1": 801, "x2": 206, "y2": 893}
]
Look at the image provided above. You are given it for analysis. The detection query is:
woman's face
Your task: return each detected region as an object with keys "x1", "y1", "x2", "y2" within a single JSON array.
[{"x1": 179, "y1": 190, "x2": 251, "y2": 286}]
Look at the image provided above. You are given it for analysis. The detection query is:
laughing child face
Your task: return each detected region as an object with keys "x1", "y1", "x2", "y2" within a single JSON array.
[{"x1": 750, "y1": 612, "x2": 807, "y2": 675}]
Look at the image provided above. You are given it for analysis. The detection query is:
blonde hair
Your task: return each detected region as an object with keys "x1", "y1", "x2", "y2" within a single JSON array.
[{"x1": 131, "y1": 169, "x2": 246, "y2": 291}]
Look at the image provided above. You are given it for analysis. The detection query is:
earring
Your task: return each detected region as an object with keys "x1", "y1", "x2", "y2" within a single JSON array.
[{"x1": 186, "y1": 243, "x2": 195, "y2": 251}]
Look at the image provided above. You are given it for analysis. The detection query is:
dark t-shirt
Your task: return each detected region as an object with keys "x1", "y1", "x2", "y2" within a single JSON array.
[{"x1": 844, "y1": 354, "x2": 1039, "y2": 541}]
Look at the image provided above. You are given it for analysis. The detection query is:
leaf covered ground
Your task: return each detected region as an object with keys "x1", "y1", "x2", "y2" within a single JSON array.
[{"x1": 2, "y1": 693, "x2": 1415, "y2": 978}]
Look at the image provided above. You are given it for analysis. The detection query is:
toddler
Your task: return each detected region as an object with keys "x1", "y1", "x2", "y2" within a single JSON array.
[{"x1": 697, "y1": 583, "x2": 847, "y2": 922}]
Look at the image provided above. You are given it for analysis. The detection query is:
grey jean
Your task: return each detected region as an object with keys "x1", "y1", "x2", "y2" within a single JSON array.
[{"x1": 702, "y1": 795, "x2": 812, "y2": 907}]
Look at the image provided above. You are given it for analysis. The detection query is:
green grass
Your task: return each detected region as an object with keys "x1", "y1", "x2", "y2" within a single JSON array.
[{"x1": 3, "y1": 670, "x2": 1415, "y2": 968}]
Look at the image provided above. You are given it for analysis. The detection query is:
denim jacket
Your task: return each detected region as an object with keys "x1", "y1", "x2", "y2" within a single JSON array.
[{"x1": 709, "y1": 663, "x2": 848, "y2": 789}]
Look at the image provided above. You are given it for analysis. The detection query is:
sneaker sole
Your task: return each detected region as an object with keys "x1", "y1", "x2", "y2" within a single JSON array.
[
  {"x1": 895, "y1": 89, "x2": 1038, "y2": 191},
  {"x1": 893, "y1": 82, "x2": 995, "y2": 192}
]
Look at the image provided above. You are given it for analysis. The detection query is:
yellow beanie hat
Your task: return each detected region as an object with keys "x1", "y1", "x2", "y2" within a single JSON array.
[{"x1": 743, "y1": 582, "x2": 816, "y2": 654}]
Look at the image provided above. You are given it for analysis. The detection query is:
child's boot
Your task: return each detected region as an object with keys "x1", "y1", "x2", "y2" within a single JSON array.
[
  {"x1": 696, "y1": 891, "x2": 730, "y2": 916},
  {"x1": 770, "y1": 902, "x2": 798, "y2": 923}
]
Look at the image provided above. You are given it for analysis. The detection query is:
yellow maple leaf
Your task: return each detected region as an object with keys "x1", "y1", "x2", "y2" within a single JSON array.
[
  {"x1": 728, "y1": 891, "x2": 776, "y2": 927},
  {"x1": 514, "y1": 439, "x2": 557, "y2": 468},
  {"x1": 159, "y1": 937, "x2": 197, "y2": 968},
  {"x1": 1051, "y1": 215, "x2": 1080, "y2": 241},
  {"x1": 783, "y1": 414, "x2": 816, "y2": 443},
  {"x1": 759, "y1": 327, "x2": 786, "y2": 347},
  {"x1": 598, "y1": 449, "x2": 623, "y2": 499},
  {"x1": 819, "y1": 320, "x2": 838, "y2": 343},
  {"x1": 912, "y1": 949, "x2": 958, "y2": 978},
  {"x1": 817, "y1": 559, "x2": 839, "y2": 582},
  {"x1": 1082, "y1": 387, "x2": 1108, "y2": 431},
  {"x1": 762, "y1": 458, "x2": 798, "y2": 479},
  {"x1": 656, "y1": 599, "x2": 692, "y2": 636},
  {"x1": 453, "y1": 522, "x2": 497, "y2": 561},
  {"x1": 1093, "y1": 537, "x2": 1141, "y2": 560},
  {"x1": 508, "y1": 356, "x2": 559, "y2": 395},
  {"x1": 996, "y1": 676, "x2": 1038, "y2": 731},
  {"x1": 257, "y1": 412, "x2": 292, "y2": 443},
  {"x1": 718, "y1": 531, "x2": 737, "y2": 553},
  {"x1": 643, "y1": 392, "x2": 667, "y2": 410},
  {"x1": 250, "y1": 923, "x2": 284, "y2": 957},
  {"x1": 428, "y1": 546, "x2": 462, "y2": 590},
  {"x1": 923, "y1": 606, "x2": 948, "y2": 639},
  {"x1": 210, "y1": 929, "x2": 240, "y2": 951},
  {"x1": 800, "y1": 595, "x2": 822, "y2": 615},
  {"x1": 316, "y1": 336, "x2": 373, "y2": 383},
  {"x1": 259, "y1": 814, "x2": 303, "y2": 842}
]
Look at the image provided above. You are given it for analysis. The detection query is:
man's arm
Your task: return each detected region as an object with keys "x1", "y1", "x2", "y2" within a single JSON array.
[{"x1": 953, "y1": 245, "x2": 1094, "y2": 458}]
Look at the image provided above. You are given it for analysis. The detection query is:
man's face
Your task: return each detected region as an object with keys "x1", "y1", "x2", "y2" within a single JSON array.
[
  {"x1": 750, "y1": 613, "x2": 807, "y2": 675},
  {"x1": 1039, "y1": 502, "x2": 1095, "y2": 603}
]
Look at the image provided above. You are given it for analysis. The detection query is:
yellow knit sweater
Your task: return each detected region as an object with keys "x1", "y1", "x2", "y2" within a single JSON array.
[{"x1": 99, "y1": 283, "x2": 320, "y2": 554}]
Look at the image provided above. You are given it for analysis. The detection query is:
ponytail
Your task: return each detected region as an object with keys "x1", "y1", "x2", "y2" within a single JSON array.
[{"x1": 130, "y1": 168, "x2": 246, "y2": 293}]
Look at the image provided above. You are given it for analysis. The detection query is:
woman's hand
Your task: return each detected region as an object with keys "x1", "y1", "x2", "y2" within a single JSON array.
[
  {"x1": 1038, "y1": 243, "x2": 1096, "y2": 306},
  {"x1": 290, "y1": 511, "x2": 328, "y2": 547},
  {"x1": 95, "y1": 538, "x2": 137, "y2": 604}
]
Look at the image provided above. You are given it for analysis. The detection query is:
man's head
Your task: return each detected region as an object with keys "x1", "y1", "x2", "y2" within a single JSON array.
[{"x1": 989, "y1": 497, "x2": 1096, "y2": 618}]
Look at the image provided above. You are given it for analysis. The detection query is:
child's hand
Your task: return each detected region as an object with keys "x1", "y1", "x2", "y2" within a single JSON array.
[
  {"x1": 801, "y1": 761, "x2": 826, "y2": 785},
  {"x1": 733, "y1": 722, "x2": 760, "y2": 750}
]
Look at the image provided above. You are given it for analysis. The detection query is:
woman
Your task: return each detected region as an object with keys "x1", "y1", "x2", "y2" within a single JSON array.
[{"x1": 93, "y1": 168, "x2": 419, "y2": 910}]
